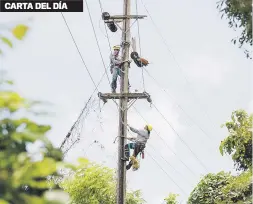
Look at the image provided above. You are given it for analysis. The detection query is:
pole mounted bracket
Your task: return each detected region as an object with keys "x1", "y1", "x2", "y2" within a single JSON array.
[
  {"x1": 98, "y1": 91, "x2": 152, "y2": 105},
  {"x1": 108, "y1": 15, "x2": 147, "y2": 20}
]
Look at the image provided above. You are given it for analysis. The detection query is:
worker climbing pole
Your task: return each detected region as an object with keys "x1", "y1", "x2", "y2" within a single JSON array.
[{"x1": 98, "y1": 0, "x2": 152, "y2": 203}]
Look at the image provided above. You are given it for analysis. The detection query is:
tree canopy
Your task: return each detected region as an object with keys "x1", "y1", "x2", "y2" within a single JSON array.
[
  {"x1": 187, "y1": 109, "x2": 252, "y2": 204},
  {"x1": 0, "y1": 79, "x2": 67, "y2": 204},
  {"x1": 164, "y1": 193, "x2": 179, "y2": 204},
  {"x1": 60, "y1": 158, "x2": 145, "y2": 204},
  {"x1": 217, "y1": 0, "x2": 252, "y2": 58},
  {"x1": 220, "y1": 109, "x2": 252, "y2": 171}
]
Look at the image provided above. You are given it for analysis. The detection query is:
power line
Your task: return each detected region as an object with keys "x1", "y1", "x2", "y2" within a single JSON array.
[
  {"x1": 124, "y1": 125, "x2": 191, "y2": 195},
  {"x1": 151, "y1": 102, "x2": 209, "y2": 172},
  {"x1": 98, "y1": 0, "x2": 113, "y2": 52},
  {"x1": 144, "y1": 68, "x2": 214, "y2": 143},
  {"x1": 132, "y1": 106, "x2": 198, "y2": 178},
  {"x1": 61, "y1": 13, "x2": 99, "y2": 90},
  {"x1": 61, "y1": 12, "x2": 109, "y2": 153},
  {"x1": 84, "y1": 0, "x2": 111, "y2": 85},
  {"x1": 140, "y1": 0, "x2": 217, "y2": 131},
  {"x1": 146, "y1": 151, "x2": 188, "y2": 196},
  {"x1": 147, "y1": 143, "x2": 194, "y2": 188},
  {"x1": 135, "y1": 0, "x2": 145, "y2": 91}
]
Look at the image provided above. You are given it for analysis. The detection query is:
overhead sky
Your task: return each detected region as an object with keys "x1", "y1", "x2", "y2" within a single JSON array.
[{"x1": 1, "y1": 0, "x2": 252, "y2": 203}]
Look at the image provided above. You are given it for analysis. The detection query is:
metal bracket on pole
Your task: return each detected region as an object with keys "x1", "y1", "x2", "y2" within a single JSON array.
[
  {"x1": 108, "y1": 15, "x2": 147, "y2": 20},
  {"x1": 98, "y1": 92, "x2": 152, "y2": 110},
  {"x1": 98, "y1": 92, "x2": 151, "y2": 101}
]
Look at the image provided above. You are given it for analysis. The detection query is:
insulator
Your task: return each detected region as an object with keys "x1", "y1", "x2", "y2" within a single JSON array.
[
  {"x1": 147, "y1": 97, "x2": 152, "y2": 103},
  {"x1": 102, "y1": 12, "x2": 110, "y2": 20},
  {"x1": 107, "y1": 22, "x2": 117, "y2": 32},
  {"x1": 131, "y1": 51, "x2": 139, "y2": 60}
]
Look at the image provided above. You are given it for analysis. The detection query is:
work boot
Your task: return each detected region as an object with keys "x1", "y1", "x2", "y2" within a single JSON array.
[{"x1": 126, "y1": 161, "x2": 132, "y2": 170}]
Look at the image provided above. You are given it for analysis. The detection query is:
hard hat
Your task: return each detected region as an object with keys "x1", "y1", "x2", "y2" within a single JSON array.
[
  {"x1": 113, "y1": 45, "x2": 120, "y2": 50},
  {"x1": 146, "y1": 125, "x2": 152, "y2": 131}
]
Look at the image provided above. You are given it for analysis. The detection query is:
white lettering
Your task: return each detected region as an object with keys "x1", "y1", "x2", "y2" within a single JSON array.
[
  {"x1": 53, "y1": 2, "x2": 59, "y2": 9},
  {"x1": 27, "y1": 3, "x2": 33, "y2": 9},
  {"x1": 35, "y1": 3, "x2": 41, "y2": 9},
  {"x1": 4, "y1": 3, "x2": 10, "y2": 9},
  {"x1": 62, "y1": 2, "x2": 68, "y2": 9},
  {"x1": 35, "y1": 2, "x2": 51, "y2": 9},
  {"x1": 4, "y1": 2, "x2": 33, "y2": 10},
  {"x1": 53, "y1": 1, "x2": 68, "y2": 9}
]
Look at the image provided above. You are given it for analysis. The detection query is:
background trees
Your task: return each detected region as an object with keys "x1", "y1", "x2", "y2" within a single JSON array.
[
  {"x1": 217, "y1": 0, "x2": 252, "y2": 58},
  {"x1": 220, "y1": 110, "x2": 252, "y2": 171},
  {"x1": 0, "y1": 79, "x2": 67, "y2": 204},
  {"x1": 164, "y1": 193, "x2": 179, "y2": 204},
  {"x1": 187, "y1": 109, "x2": 252, "y2": 204},
  {"x1": 0, "y1": 24, "x2": 29, "y2": 54},
  {"x1": 60, "y1": 158, "x2": 145, "y2": 204}
]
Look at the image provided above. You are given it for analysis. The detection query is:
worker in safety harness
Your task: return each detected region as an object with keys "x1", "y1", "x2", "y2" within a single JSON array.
[
  {"x1": 124, "y1": 124, "x2": 152, "y2": 170},
  {"x1": 110, "y1": 45, "x2": 130, "y2": 93}
]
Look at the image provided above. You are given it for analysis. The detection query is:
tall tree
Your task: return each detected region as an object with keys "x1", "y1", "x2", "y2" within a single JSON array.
[
  {"x1": 220, "y1": 109, "x2": 252, "y2": 171},
  {"x1": 0, "y1": 79, "x2": 67, "y2": 204},
  {"x1": 187, "y1": 109, "x2": 252, "y2": 203},
  {"x1": 60, "y1": 158, "x2": 145, "y2": 204},
  {"x1": 188, "y1": 171, "x2": 232, "y2": 204},
  {"x1": 217, "y1": 0, "x2": 252, "y2": 58},
  {"x1": 188, "y1": 170, "x2": 252, "y2": 204}
]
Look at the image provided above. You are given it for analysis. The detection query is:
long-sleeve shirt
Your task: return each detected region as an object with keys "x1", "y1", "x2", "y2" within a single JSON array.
[
  {"x1": 129, "y1": 126, "x2": 150, "y2": 144},
  {"x1": 110, "y1": 53, "x2": 122, "y2": 68}
]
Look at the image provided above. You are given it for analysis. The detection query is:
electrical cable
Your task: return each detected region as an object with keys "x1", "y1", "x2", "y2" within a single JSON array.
[
  {"x1": 146, "y1": 150, "x2": 188, "y2": 196},
  {"x1": 144, "y1": 68, "x2": 214, "y2": 143},
  {"x1": 84, "y1": 0, "x2": 111, "y2": 84},
  {"x1": 151, "y1": 102, "x2": 209, "y2": 172},
  {"x1": 135, "y1": 0, "x2": 146, "y2": 91},
  {"x1": 61, "y1": 13, "x2": 99, "y2": 91},
  {"x1": 132, "y1": 106, "x2": 198, "y2": 178},
  {"x1": 140, "y1": 0, "x2": 217, "y2": 131}
]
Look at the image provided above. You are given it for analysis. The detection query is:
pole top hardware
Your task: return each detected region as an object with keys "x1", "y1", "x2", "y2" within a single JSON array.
[
  {"x1": 108, "y1": 15, "x2": 147, "y2": 20},
  {"x1": 98, "y1": 92, "x2": 152, "y2": 103},
  {"x1": 102, "y1": 12, "x2": 147, "y2": 21}
]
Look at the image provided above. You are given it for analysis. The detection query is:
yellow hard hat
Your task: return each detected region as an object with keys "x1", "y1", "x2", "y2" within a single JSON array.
[
  {"x1": 113, "y1": 45, "x2": 120, "y2": 50},
  {"x1": 146, "y1": 125, "x2": 152, "y2": 131}
]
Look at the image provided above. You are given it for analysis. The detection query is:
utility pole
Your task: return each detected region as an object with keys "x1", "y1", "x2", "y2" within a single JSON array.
[
  {"x1": 99, "y1": 3, "x2": 151, "y2": 204},
  {"x1": 117, "y1": 0, "x2": 131, "y2": 203}
]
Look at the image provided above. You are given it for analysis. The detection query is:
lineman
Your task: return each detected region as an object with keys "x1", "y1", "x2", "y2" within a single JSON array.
[
  {"x1": 124, "y1": 124, "x2": 152, "y2": 170},
  {"x1": 109, "y1": 45, "x2": 130, "y2": 93}
]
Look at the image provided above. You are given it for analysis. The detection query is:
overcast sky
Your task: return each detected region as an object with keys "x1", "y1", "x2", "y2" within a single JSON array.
[{"x1": 0, "y1": 0, "x2": 252, "y2": 203}]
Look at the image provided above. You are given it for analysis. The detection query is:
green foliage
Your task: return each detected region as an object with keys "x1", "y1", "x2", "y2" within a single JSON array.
[
  {"x1": 188, "y1": 170, "x2": 252, "y2": 204},
  {"x1": 12, "y1": 24, "x2": 29, "y2": 40},
  {"x1": 0, "y1": 24, "x2": 29, "y2": 54},
  {"x1": 217, "y1": 0, "x2": 252, "y2": 58},
  {"x1": 188, "y1": 171, "x2": 232, "y2": 204},
  {"x1": 0, "y1": 81, "x2": 66, "y2": 204},
  {"x1": 126, "y1": 190, "x2": 145, "y2": 204},
  {"x1": 216, "y1": 170, "x2": 252, "y2": 203},
  {"x1": 187, "y1": 109, "x2": 252, "y2": 204},
  {"x1": 220, "y1": 110, "x2": 252, "y2": 171},
  {"x1": 164, "y1": 193, "x2": 179, "y2": 204},
  {"x1": 60, "y1": 158, "x2": 145, "y2": 204}
]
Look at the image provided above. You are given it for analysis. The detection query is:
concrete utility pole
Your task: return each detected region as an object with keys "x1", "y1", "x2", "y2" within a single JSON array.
[{"x1": 99, "y1": 2, "x2": 151, "y2": 203}]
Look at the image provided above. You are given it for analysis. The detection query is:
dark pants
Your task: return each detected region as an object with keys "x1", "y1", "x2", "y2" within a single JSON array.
[
  {"x1": 125, "y1": 142, "x2": 145, "y2": 170},
  {"x1": 111, "y1": 67, "x2": 130, "y2": 92}
]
